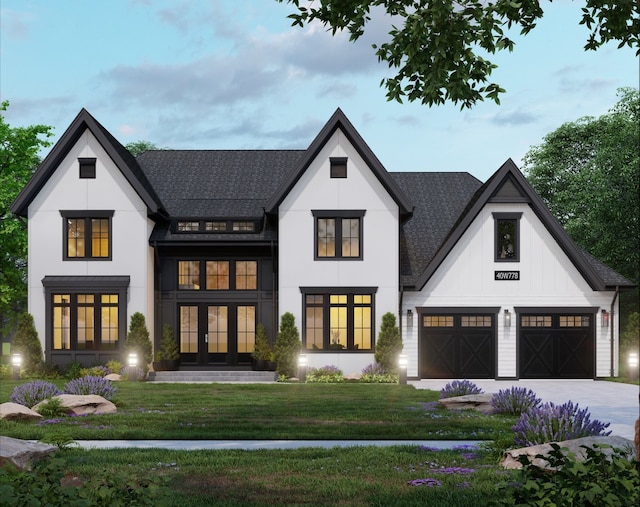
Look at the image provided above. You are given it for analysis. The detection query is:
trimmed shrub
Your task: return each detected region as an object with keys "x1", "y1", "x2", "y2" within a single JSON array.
[
  {"x1": 10, "y1": 381, "x2": 61, "y2": 407},
  {"x1": 306, "y1": 365, "x2": 344, "y2": 383},
  {"x1": 274, "y1": 312, "x2": 301, "y2": 378},
  {"x1": 124, "y1": 312, "x2": 153, "y2": 373},
  {"x1": 63, "y1": 375, "x2": 117, "y2": 400},
  {"x1": 252, "y1": 323, "x2": 273, "y2": 361},
  {"x1": 80, "y1": 365, "x2": 112, "y2": 378},
  {"x1": 439, "y1": 379, "x2": 483, "y2": 399},
  {"x1": 374, "y1": 312, "x2": 402, "y2": 373},
  {"x1": 513, "y1": 401, "x2": 611, "y2": 446},
  {"x1": 12, "y1": 313, "x2": 43, "y2": 374},
  {"x1": 491, "y1": 386, "x2": 541, "y2": 415},
  {"x1": 360, "y1": 363, "x2": 398, "y2": 383},
  {"x1": 105, "y1": 360, "x2": 123, "y2": 375}
]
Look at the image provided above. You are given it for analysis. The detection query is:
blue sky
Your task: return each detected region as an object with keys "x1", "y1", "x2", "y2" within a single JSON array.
[{"x1": 1, "y1": 0, "x2": 637, "y2": 181}]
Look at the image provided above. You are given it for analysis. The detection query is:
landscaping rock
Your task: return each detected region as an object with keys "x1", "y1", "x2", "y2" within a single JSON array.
[
  {"x1": 500, "y1": 435, "x2": 635, "y2": 470},
  {"x1": 0, "y1": 436, "x2": 58, "y2": 470},
  {"x1": 0, "y1": 402, "x2": 43, "y2": 421},
  {"x1": 438, "y1": 393, "x2": 494, "y2": 413},
  {"x1": 105, "y1": 373, "x2": 122, "y2": 381},
  {"x1": 32, "y1": 394, "x2": 117, "y2": 416}
]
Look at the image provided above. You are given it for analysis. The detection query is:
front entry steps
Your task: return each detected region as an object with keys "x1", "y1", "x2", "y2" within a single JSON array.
[{"x1": 147, "y1": 370, "x2": 278, "y2": 383}]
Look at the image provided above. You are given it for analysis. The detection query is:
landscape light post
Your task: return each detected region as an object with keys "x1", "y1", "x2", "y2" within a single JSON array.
[{"x1": 11, "y1": 353, "x2": 22, "y2": 380}]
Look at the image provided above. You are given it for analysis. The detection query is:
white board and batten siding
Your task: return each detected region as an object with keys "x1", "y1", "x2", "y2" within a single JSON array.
[
  {"x1": 26, "y1": 129, "x2": 155, "y2": 352},
  {"x1": 278, "y1": 129, "x2": 400, "y2": 375},
  {"x1": 402, "y1": 203, "x2": 617, "y2": 379}
]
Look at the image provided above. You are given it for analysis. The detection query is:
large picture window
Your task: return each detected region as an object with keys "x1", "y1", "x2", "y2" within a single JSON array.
[
  {"x1": 302, "y1": 288, "x2": 376, "y2": 351},
  {"x1": 312, "y1": 210, "x2": 365, "y2": 260},
  {"x1": 493, "y1": 212, "x2": 522, "y2": 262},
  {"x1": 61, "y1": 210, "x2": 113, "y2": 260}
]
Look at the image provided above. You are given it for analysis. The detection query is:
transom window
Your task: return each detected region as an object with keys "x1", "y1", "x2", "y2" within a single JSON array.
[
  {"x1": 493, "y1": 212, "x2": 522, "y2": 262},
  {"x1": 52, "y1": 293, "x2": 119, "y2": 350},
  {"x1": 178, "y1": 260, "x2": 257, "y2": 290},
  {"x1": 313, "y1": 210, "x2": 365, "y2": 260},
  {"x1": 423, "y1": 316, "x2": 454, "y2": 327},
  {"x1": 232, "y1": 221, "x2": 255, "y2": 232},
  {"x1": 559, "y1": 315, "x2": 590, "y2": 328},
  {"x1": 461, "y1": 315, "x2": 492, "y2": 327},
  {"x1": 521, "y1": 315, "x2": 552, "y2": 327},
  {"x1": 61, "y1": 210, "x2": 113, "y2": 260},
  {"x1": 175, "y1": 220, "x2": 257, "y2": 233},
  {"x1": 177, "y1": 221, "x2": 199, "y2": 232},
  {"x1": 205, "y1": 221, "x2": 226, "y2": 232},
  {"x1": 302, "y1": 289, "x2": 375, "y2": 351}
]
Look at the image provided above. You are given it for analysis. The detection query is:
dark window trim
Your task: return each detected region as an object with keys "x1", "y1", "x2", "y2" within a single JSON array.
[
  {"x1": 42, "y1": 276, "x2": 129, "y2": 355},
  {"x1": 300, "y1": 287, "x2": 377, "y2": 352},
  {"x1": 312, "y1": 210, "x2": 365, "y2": 261},
  {"x1": 493, "y1": 212, "x2": 522, "y2": 263},
  {"x1": 330, "y1": 157, "x2": 348, "y2": 178},
  {"x1": 60, "y1": 210, "x2": 114, "y2": 261},
  {"x1": 173, "y1": 219, "x2": 259, "y2": 234},
  {"x1": 177, "y1": 259, "x2": 259, "y2": 291},
  {"x1": 78, "y1": 158, "x2": 97, "y2": 179}
]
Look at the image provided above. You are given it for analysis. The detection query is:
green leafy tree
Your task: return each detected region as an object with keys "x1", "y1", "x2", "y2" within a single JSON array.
[
  {"x1": 274, "y1": 312, "x2": 301, "y2": 377},
  {"x1": 0, "y1": 101, "x2": 52, "y2": 341},
  {"x1": 277, "y1": 0, "x2": 639, "y2": 108},
  {"x1": 125, "y1": 140, "x2": 159, "y2": 157},
  {"x1": 13, "y1": 312, "x2": 43, "y2": 374},
  {"x1": 124, "y1": 312, "x2": 153, "y2": 373},
  {"x1": 374, "y1": 312, "x2": 402, "y2": 373},
  {"x1": 523, "y1": 88, "x2": 639, "y2": 321}
]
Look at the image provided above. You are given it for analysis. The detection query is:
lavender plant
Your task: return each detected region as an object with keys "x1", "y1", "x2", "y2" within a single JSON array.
[
  {"x1": 306, "y1": 365, "x2": 344, "y2": 383},
  {"x1": 439, "y1": 379, "x2": 483, "y2": 399},
  {"x1": 10, "y1": 381, "x2": 61, "y2": 407},
  {"x1": 491, "y1": 387, "x2": 541, "y2": 415},
  {"x1": 63, "y1": 375, "x2": 117, "y2": 400},
  {"x1": 360, "y1": 363, "x2": 397, "y2": 383},
  {"x1": 513, "y1": 401, "x2": 611, "y2": 446}
]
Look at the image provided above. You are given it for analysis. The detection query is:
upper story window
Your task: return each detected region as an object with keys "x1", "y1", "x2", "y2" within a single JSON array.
[
  {"x1": 205, "y1": 221, "x2": 226, "y2": 232},
  {"x1": 61, "y1": 210, "x2": 113, "y2": 260},
  {"x1": 232, "y1": 221, "x2": 255, "y2": 232},
  {"x1": 330, "y1": 157, "x2": 347, "y2": 178},
  {"x1": 493, "y1": 212, "x2": 522, "y2": 262},
  {"x1": 177, "y1": 221, "x2": 199, "y2": 232},
  {"x1": 79, "y1": 158, "x2": 96, "y2": 179},
  {"x1": 312, "y1": 210, "x2": 365, "y2": 260},
  {"x1": 175, "y1": 220, "x2": 257, "y2": 233},
  {"x1": 178, "y1": 260, "x2": 257, "y2": 290}
]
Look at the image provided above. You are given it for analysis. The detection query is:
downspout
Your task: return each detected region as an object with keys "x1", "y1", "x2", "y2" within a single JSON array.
[
  {"x1": 609, "y1": 286, "x2": 620, "y2": 377},
  {"x1": 271, "y1": 239, "x2": 277, "y2": 340},
  {"x1": 399, "y1": 289, "x2": 404, "y2": 341},
  {"x1": 153, "y1": 240, "x2": 162, "y2": 351}
]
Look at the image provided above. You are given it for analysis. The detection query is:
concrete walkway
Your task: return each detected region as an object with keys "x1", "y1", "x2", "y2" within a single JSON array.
[{"x1": 411, "y1": 379, "x2": 639, "y2": 440}]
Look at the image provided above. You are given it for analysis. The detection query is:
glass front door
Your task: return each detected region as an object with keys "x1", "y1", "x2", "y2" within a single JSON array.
[{"x1": 179, "y1": 304, "x2": 255, "y2": 366}]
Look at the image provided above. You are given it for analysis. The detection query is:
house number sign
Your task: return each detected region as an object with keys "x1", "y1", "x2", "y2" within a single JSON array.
[{"x1": 495, "y1": 271, "x2": 520, "y2": 281}]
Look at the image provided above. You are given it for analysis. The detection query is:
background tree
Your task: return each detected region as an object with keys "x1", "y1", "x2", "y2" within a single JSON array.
[
  {"x1": 523, "y1": 87, "x2": 639, "y2": 327},
  {"x1": 124, "y1": 312, "x2": 153, "y2": 373},
  {"x1": 0, "y1": 101, "x2": 52, "y2": 344},
  {"x1": 12, "y1": 312, "x2": 43, "y2": 374},
  {"x1": 277, "y1": 0, "x2": 639, "y2": 108},
  {"x1": 125, "y1": 140, "x2": 160, "y2": 157},
  {"x1": 374, "y1": 312, "x2": 402, "y2": 373},
  {"x1": 274, "y1": 312, "x2": 301, "y2": 378}
]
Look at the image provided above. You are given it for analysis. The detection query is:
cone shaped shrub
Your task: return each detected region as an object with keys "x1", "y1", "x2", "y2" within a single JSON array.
[
  {"x1": 274, "y1": 312, "x2": 301, "y2": 378},
  {"x1": 13, "y1": 312, "x2": 43, "y2": 374},
  {"x1": 124, "y1": 312, "x2": 153, "y2": 373},
  {"x1": 374, "y1": 312, "x2": 401, "y2": 373}
]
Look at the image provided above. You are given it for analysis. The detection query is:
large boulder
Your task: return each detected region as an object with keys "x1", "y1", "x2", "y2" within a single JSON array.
[
  {"x1": 0, "y1": 402, "x2": 43, "y2": 421},
  {"x1": 32, "y1": 394, "x2": 116, "y2": 416},
  {"x1": 0, "y1": 436, "x2": 58, "y2": 470},
  {"x1": 500, "y1": 435, "x2": 635, "y2": 470},
  {"x1": 438, "y1": 393, "x2": 494, "y2": 413},
  {"x1": 104, "y1": 373, "x2": 121, "y2": 381}
]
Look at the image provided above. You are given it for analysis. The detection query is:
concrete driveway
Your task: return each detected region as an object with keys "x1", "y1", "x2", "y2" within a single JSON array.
[{"x1": 411, "y1": 379, "x2": 639, "y2": 440}]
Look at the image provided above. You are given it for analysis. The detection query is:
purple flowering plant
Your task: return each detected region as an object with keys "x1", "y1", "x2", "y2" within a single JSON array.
[
  {"x1": 407, "y1": 477, "x2": 442, "y2": 487},
  {"x1": 10, "y1": 381, "x2": 61, "y2": 408},
  {"x1": 491, "y1": 386, "x2": 542, "y2": 415},
  {"x1": 439, "y1": 379, "x2": 483, "y2": 399},
  {"x1": 360, "y1": 362, "x2": 398, "y2": 383},
  {"x1": 63, "y1": 375, "x2": 117, "y2": 401},
  {"x1": 513, "y1": 400, "x2": 611, "y2": 446}
]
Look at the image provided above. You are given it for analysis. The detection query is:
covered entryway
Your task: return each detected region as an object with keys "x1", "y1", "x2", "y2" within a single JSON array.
[
  {"x1": 419, "y1": 309, "x2": 497, "y2": 379},
  {"x1": 178, "y1": 303, "x2": 256, "y2": 366},
  {"x1": 518, "y1": 310, "x2": 595, "y2": 379}
]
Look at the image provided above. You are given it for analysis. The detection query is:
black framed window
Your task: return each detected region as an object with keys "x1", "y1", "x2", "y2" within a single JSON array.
[
  {"x1": 301, "y1": 288, "x2": 376, "y2": 351},
  {"x1": 61, "y1": 210, "x2": 113, "y2": 260},
  {"x1": 178, "y1": 260, "x2": 257, "y2": 290},
  {"x1": 78, "y1": 158, "x2": 96, "y2": 179},
  {"x1": 312, "y1": 210, "x2": 365, "y2": 260},
  {"x1": 493, "y1": 212, "x2": 522, "y2": 262},
  {"x1": 330, "y1": 157, "x2": 347, "y2": 178}
]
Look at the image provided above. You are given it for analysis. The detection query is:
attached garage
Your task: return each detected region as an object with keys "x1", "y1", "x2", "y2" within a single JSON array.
[
  {"x1": 517, "y1": 308, "x2": 596, "y2": 379},
  {"x1": 418, "y1": 308, "x2": 498, "y2": 379}
]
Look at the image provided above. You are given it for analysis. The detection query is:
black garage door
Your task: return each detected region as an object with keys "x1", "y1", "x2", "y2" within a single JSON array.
[
  {"x1": 420, "y1": 313, "x2": 495, "y2": 379},
  {"x1": 519, "y1": 313, "x2": 594, "y2": 378}
]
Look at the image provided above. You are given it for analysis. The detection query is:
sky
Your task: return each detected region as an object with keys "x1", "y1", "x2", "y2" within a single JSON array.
[{"x1": 1, "y1": 0, "x2": 638, "y2": 181}]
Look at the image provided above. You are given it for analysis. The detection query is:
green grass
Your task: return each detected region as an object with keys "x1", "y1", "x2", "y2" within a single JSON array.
[{"x1": 0, "y1": 381, "x2": 516, "y2": 441}]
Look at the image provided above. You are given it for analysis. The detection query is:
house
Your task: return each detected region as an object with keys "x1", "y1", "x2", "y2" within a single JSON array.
[{"x1": 10, "y1": 108, "x2": 633, "y2": 379}]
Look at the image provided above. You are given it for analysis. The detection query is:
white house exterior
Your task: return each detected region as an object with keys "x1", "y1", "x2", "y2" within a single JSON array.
[{"x1": 11, "y1": 108, "x2": 632, "y2": 378}]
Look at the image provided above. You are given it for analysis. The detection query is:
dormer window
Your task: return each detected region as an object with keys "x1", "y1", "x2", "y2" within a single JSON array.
[
  {"x1": 177, "y1": 221, "x2": 199, "y2": 232},
  {"x1": 232, "y1": 221, "x2": 255, "y2": 232},
  {"x1": 330, "y1": 157, "x2": 347, "y2": 178},
  {"x1": 79, "y1": 158, "x2": 96, "y2": 179},
  {"x1": 175, "y1": 220, "x2": 257, "y2": 233}
]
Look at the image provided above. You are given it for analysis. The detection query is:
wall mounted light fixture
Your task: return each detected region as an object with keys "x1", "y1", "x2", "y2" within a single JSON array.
[
  {"x1": 601, "y1": 309, "x2": 609, "y2": 327},
  {"x1": 407, "y1": 309, "x2": 413, "y2": 329},
  {"x1": 504, "y1": 309, "x2": 511, "y2": 328}
]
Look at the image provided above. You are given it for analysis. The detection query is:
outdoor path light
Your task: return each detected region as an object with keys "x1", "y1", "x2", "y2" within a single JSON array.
[
  {"x1": 398, "y1": 354, "x2": 408, "y2": 385},
  {"x1": 628, "y1": 352, "x2": 638, "y2": 382},
  {"x1": 11, "y1": 353, "x2": 22, "y2": 380},
  {"x1": 298, "y1": 354, "x2": 308, "y2": 382}
]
